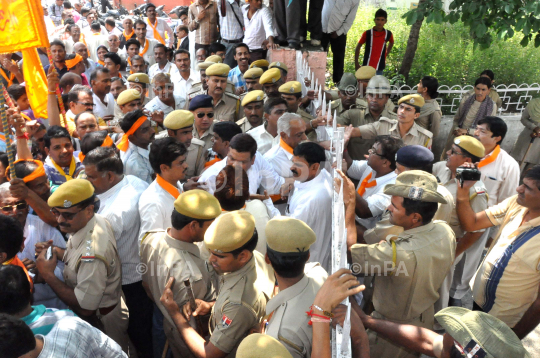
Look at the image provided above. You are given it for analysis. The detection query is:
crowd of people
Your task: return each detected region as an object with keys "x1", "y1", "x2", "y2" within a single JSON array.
[{"x1": 0, "y1": 1, "x2": 539, "y2": 358}]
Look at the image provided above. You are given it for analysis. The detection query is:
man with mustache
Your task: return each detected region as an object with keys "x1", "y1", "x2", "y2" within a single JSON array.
[
  {"x1": 43, "y1": 126, "x2": 84, "y2": 187},
  {"x1": 186, "y1": 63, "x2": 243, "y2": 122},
  {"x1": 236, "y1": 90, "x2": 264, "y2": 132},
  {"x1": 35, "y1": 179, "x2": 129, "y2": 353},
  {"x1": 279, "y1": 81, "x2": 318, "y2": 142},
  {"x1": 228, "y1": 43, "x2": 251, "y2": 95},
  {"x1": 83, "y1": 147, "x2": 153, "y2": 358},
  {"x1": 118, "y1": 109, "x2": 156, "y2": 184}
]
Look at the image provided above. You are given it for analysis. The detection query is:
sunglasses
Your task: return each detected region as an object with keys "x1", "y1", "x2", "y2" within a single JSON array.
[
  {"x1": 0, "y1": 202, "x2": 28, "y2": 212},
  {"x1": 77, "y1": 102, "x2": 96, "y2": 107},
  {"x1": 51, "y1": 206, "x2": 85, "y2": 220},
  {"x1": 196, "y1": 112, "x2": 214, "y2": 118}
]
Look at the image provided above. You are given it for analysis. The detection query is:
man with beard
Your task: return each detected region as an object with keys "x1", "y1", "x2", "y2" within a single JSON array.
[
  {"x1": 236, "y1": 90, "x2": 265, "y2": 132},
  {"x1": 83, "y1": 147, "x2": 153, "y2": 358},
  {"x1": 35, "y1": 179, "x2": 129, "y2": 352},
  {"x1": 259, "y1": 68, "x2": 283, "y2": 99},
  {"x1": 43, "y1": 126, "x2": 84, "y2": 187},
  {"x1": 118, "y1": 109, "x2": 156, "y2": 183},
  {"x1": 44, "y1": 40, "x2": 68, "y2": 79}
]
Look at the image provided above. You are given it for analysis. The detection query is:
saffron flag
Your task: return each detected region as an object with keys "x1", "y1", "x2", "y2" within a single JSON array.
[{"x1": 0, "y1": 0, "x2": 50, "y2": 118}]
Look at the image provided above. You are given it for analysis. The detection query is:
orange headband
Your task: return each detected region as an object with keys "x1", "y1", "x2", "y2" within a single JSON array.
[
  {"x1": 6, "y1": 159, "x2": 46, "y2": 183},
  {"x1": 117, "y1": 116, "x2": 148, "y2": 152},
  {"x1": 65, "y1": 54, "x2": 83, "y2": 69},
  {"x1": 78, "y1": 135, "x2": 115, "y2": 162}
]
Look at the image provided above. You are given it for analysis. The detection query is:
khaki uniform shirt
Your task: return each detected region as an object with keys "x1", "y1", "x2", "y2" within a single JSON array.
[
  {"x1": 186, "y1": 126, "x2": 214, "y2": 177},
  {"x1": 236, "y1": 117, "x2": 255, "y2": 133},
  {"x1": 338, "y1": 105, "x2": 397, "y2": 160},
  {"x1": 140, "y1": 230, "x2": 216, "y2": 325},
  {"x1": 63, "y1": 215, "x2": 122, "y2": 311},
  {"x1": 351, "y1": 221, "x2": 456, "y2": 323},
  {"x1": 266, "y1": 274, "x2": 326, "y2": 358},
  {"x1": 358, "y1": 117, "x2": 433, "y2": 150},
  {"x1": 433, "y1": 162, "x2": 489, "y2": 238},
  {"x1": 296, "y1": 108, "x2": 317, "y2": 142},
  {"x1": 415, "y1": 98, "x2": 442, "y2": 139},
  {"x1": 186, "y1": 82, "x2": 236, "y2": 103},
  {"x1": 214, "y1": 92, "x2": 243, "y2": 122},
  {"x1": 209, "y1": 255, "x2": 268, "y2": 354}
]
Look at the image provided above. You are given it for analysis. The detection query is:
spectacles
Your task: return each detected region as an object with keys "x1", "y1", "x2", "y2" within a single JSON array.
[
  {"x1": 450, "y1": 148, "x2": 464, "y2": 156},
  {"x1": 77, "y1": 102, "x2": 96, "y2": 107},
  {"x1": 368, "y1": 148, "x2": 385, "y2": 157},
  {"x1": 0, "y1": 202, "x2": 28, "y2": 212},
  {"x1": 51, "y1": 207, "x2": 85, "y2": 220},
  {"x1": 196, "y1": 112, "x2": 214, "y2": 118}
]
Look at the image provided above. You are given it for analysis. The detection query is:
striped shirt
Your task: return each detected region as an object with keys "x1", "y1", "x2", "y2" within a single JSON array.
[
  {"x1": 36, "y1": 316, "x2": 127, "y2": 357},
  {"x1": 22, "y1": 305, "x2": 75, "y2": 336},
  {"x1": 472, "y1": 195, "x2": 540, "y2": 327},
  {"x1": 218, "y1": 0, "x2": 245, "y2": 41},
  {"x1": 97, "y1": 175, "x2": 149, "y2": 285},
  {"x1": 188, "y1": 0, "x2": 219, "y2": 45}
]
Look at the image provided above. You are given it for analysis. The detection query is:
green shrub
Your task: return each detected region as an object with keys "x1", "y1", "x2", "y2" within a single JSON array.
[{"x1": 328, "y1": 6, "x2": 540, "y2": 88}]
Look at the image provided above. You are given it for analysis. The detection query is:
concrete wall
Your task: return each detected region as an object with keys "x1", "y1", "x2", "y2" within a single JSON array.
[{"x1": 433, "y1": 115, "x2": 523, "y2": 160}]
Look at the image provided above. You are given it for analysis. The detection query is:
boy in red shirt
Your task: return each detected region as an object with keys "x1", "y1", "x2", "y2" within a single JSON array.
[{"x1": 355, "y1": 9, "x2": 394, "y2": 75}]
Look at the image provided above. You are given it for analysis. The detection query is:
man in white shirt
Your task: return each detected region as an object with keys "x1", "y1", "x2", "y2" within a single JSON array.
[
  {"x1": 86, "y1": 22, "x2": 109, "y2": 63},
  {"x1": 345, "y1": 135, "x2": 402, "y2": 232},
  {"x1": 145, "y1": 73, "x2": 185, "y2": 119},
  {"x1": 145, "y1": 3, "x2": 174, "y2": 47},
  {"x1": 321, "y1": 0, "x2": 360, "y2": 83},
  {"x1": 138, "y1": 138, "x2": 188, "y2": 242},
  {"x1": 119, "y1": 109, "x2": 156, "y2": 183},
  {"x1": 83, "y1": 147, "x2": 153, "y2": 358},
  {"x1": 199, "y1": 133, "x2": 287, "y2": 195},
  {"x1": 104, "y1": 17, "x2": 122, "y2": 36},
  {"x1": 134, "y1": 19, "x2": 160, "y2": 67},
  {"x1": 248, "y1": 97, "x2": 287, "y2": 155},
  {"x1": 287, "y1": 141, "x2": 333, "y2": 271},
  {"x1": 264, "y1": 112, "x2": 307, "y2": 178},
  {"x1": 107, "y1": 33, "x2": 126, "y2": 62},
  {"x1": 148, "y1": 44, "x2": 177, "y2": 81},
  {"x1": 243, "y1": 0, "x2": 277, "y2": 60},
  {"x1": 90, "y1": 68, "x2": 115, "y2": 122},
  {"x1": 447, "y1": 116, "x2": 520, "y2": 306},
  {"x1": 73, "y1": 42, "x2": 97, "y2": 80},
  {"x1": 170, "y1": 49, "x2": 200, "y2": 101}
]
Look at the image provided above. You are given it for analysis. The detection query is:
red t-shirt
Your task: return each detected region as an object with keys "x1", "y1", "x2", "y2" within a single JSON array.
[{"x1": 358, "y1": 28, "x2": 394, "y2": 70}]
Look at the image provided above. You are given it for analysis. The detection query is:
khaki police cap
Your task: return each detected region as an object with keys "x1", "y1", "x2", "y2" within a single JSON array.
[
  {"x1": 454, "y1": 136, "x2": 485, "y2": 158},
  {"x1": 206, "y1": 63, "x2": 231, "y2": 77},
  {"x1": 164, "y1": 110, "x2": 194, "y2": 130},
  {"x1": 48, "y1": 179, "x2": 94, "y2": 208},
  {"x1": 204, "y1": 211, "x2": 255, "y2": 253},
  {"x1": 265, "y1": 217, "x2": 316, "y2": 253},
  {"x1": 117, "y1": 89, "x2": 141, "y2": 105},
  {"x1": 278, "y1": 81, "x2": 301, "y2": 94},
  {"x1": 384, "y1": 170, "x2": 447, "y2": 204},
  {"x1": 244, "y1": 67, "x2": 264, "y2": 79},
  {"x1": 197, "y1": 61, "x2": 214, "y2": 70},
  {"x1": 269, "y1": 61, "x2": 288, "y2": 73},
  {"x1": 337, "y1": 72, "x2": 358, "y2": 92},
  {"x1": 366, "y1": 75, "x2": 391, "y2": 95},
  {"x1": 241, "y1": 90, "x2": 265, "y2": 107},
  {"x1": 398, "y1": 94, "x2": 425, "y2": 108},
  {"x1": 205, "y1": 55, "x2": 223, "y2": 64},
  {"x1": 260, "y1": 68, "x2": 281, "y2": 85},
  {"x1": 355, "y1": 66, "x2": 376, "y2": 80},
  {"x1": 435, "y1": 307, "x2": 530, "y2": 358},
  {"x1": 127, "y1": 73, "x2": 150, "y2": 84},
  {"x1": 237, "y1": 334, "x2": 293, "y2": 358},
  {"x1": 250, "y1": 59, "x2": 270, "y2": 69},
  {"x1": 174, "y1": 189, "x2": 221, "y2": 220}
]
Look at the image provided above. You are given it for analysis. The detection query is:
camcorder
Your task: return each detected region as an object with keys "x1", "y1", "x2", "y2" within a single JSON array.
[{"x1": 456, "y1": 167, "x2": 482, "y2": 188}]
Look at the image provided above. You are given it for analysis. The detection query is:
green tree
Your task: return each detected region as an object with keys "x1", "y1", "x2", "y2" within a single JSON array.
[{"x1": 399, "y1": 0, "x2": 540, "y2": 78}]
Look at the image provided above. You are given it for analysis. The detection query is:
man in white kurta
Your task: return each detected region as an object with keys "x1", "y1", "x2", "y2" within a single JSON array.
[
  {"x1": 286, "y1": 142, "x2": 333, "y2": 272},
  {"x1": 248, "y1": 123, "x2": 280, "y2": 155},
  {"x1": 120, "y1": 141, "x2": 154, "y2": 184},
  {"x1": 144, "y1": 6, "x2": 173, "y2": 47}
]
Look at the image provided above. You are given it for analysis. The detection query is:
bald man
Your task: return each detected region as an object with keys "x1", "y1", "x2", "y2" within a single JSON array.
[
  {"x1": 59, "y1": 72, "x2": 83, "y2": 93},
  {"x1": 73, "y1": 42, "x2": 97, "y2": 80}
]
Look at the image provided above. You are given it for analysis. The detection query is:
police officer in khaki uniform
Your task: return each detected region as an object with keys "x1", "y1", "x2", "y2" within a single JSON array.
[
  {"x1": 278, "y1": 81, "x2": 318, "y2": 142},
  {"x1": 355, "y1": 67, "x2": 395, "y2": 113},
  {"x1": 159, "y1": 211, "x2": 270, "y2": 357},
  {"x1": 186, "y1": 94, "x2": 215, "y2": 169},
  {"x1": 269, "y1": 61, "x2": 289, "y2": 82},
  {"x1": 127, "y1": 73, "x2": 151, "y2": 106},
  {"x1": 237, "y1": 334, "x2": 293, "y2": 358},
  {"x1": 348, "y1": 171, "x2": 456, "y2": 358},
  {"x1": 140, "y1": 190, "x2": 221, "y2": 358},
  {"x1": 188, "y1": 57, "x2": 237, "y2": 100},
  {"x1": 264, "y1": 217, "x2": 327, "y2": 358},
  {"x1": 260, "y1": 68, "x2": 285, "y2": 99},
  {"x1": 36, "y1": 179, "x2": 128, "y2": 352},
  {"x1": 243, "y1": 68, "x2": 264, "y2": 95},
  {"x1": 250, "y1": 59, "x2": 270, "y2": 71},
  {"x1": 236, "y1": 90, "x2": 265, "y2": 133},
  {"x1": 349, "y1": 94, "x2": 434, "y2": 151},
  {"x1": 186, "y1": 63, "x2": 243, "y2": 122},
  {"x1": 115, "y1": 88, "x2": 143, "y2": 124}
]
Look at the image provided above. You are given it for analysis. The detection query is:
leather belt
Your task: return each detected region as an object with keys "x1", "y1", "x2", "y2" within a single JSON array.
[{"x1": 222, "y1": 38, "x2": 244, "y2": 44}]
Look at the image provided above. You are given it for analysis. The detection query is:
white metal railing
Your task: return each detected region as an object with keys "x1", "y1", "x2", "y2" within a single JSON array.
[{"x1": 390, "y1": 83, "x2": 540, "y2": 115}]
